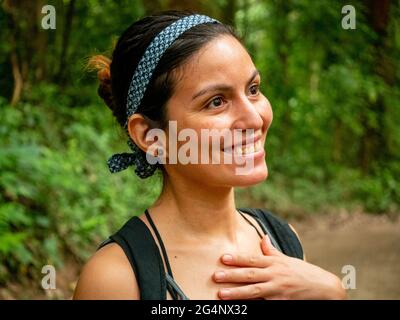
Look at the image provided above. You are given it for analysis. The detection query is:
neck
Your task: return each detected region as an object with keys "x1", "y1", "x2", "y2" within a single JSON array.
[{"x1": 150, "y1": 174, "x2": 241, "y2": 243}]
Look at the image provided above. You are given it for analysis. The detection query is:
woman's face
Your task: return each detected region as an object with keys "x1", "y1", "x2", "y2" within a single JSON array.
[{"x1": 163, "y1": 35, "x2": 273, "y2": 187}]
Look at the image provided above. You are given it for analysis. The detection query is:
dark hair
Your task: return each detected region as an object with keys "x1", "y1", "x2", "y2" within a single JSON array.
[{"x1": 89, "y1": 10, "x2": 241, "y2": 130}]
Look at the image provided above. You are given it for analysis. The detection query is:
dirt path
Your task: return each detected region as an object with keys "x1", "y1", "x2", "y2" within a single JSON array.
[{"x1": 293, "y1": 212, "x2": 400, "y2": 299}]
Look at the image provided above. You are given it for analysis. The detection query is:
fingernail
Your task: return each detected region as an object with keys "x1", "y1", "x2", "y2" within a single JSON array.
[
  {"x1": 222, "y1": 254, "x2": 233, "y2": 263},
  {"x1": 214, "y1": 271, "x2": 225, "y2": 281},
  {"x1": 219, "y1": 289, "x2": 230, "y2": 298}
]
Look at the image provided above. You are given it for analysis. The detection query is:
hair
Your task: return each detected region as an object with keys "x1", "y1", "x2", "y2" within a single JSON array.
[{"x1": 88, "y1": 10, "x2": 242, "y2": 175}]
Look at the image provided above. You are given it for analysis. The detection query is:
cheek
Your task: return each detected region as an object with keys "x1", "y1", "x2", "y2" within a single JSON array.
[{"x1": 259, "y1": 96, "x2": 273, "y2": 131}]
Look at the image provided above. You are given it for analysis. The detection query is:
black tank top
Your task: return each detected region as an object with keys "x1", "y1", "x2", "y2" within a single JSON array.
[{"x1": 97, "y1": 207, "x2": 304, "y2": 300}]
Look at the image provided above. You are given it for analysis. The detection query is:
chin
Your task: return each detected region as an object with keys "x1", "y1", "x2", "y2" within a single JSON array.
[
  {"x1": 211, "y1": 161, "x2": 268, "y2": 187},
  {"x1": 231, "y1": 163, "x2": 269, "y2": 187},
  {"x1": 176, "y1": 160, "x2": 269, "y2": 188},
  {"x1": 214, "y1": 144, "x2": 269, "y2": 187}
]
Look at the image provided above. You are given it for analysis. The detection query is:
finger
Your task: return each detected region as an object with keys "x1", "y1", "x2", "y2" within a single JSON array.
[
  {"x1": 260, "y1": 235, "x2": 283, "y2": 257},
  {"x1": 221, "y1": 253, "x2": 275, "y2": 268},
  {"x1": 213, "y1": 267, "x2": 271, "y2": 284},
  {"x1": 218, "y1": 282, "x2": 278, "y2": 300}
]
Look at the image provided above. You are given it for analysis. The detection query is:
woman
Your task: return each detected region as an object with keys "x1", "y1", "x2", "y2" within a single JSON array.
[{"x1": 73, "y1": 10, "x2": 347, "y2": 300}]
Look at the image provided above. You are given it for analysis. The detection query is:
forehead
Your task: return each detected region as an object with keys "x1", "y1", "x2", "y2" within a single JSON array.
[{"x1": 174, "y1": 35, "x2": 256, "y2": 95}]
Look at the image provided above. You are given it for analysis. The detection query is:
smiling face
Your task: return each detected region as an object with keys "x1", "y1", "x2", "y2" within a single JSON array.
[{"x1": 158, "y1": 35, "x2": 272, "y2": 187}]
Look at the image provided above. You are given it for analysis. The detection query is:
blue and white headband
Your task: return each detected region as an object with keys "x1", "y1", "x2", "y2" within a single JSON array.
[{"x1": 107, "y1": 14, "x2": 220, "y2": 178}]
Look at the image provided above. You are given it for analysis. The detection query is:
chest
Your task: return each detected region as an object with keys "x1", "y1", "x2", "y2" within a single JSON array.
[{"x1": 165, "y1": 235, "x2": 264, "y2": 300}]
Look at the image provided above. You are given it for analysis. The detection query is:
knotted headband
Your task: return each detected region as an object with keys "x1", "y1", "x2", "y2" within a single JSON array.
[{"x1": 107, "y1": 14, "x2": 220, "y2": 178}]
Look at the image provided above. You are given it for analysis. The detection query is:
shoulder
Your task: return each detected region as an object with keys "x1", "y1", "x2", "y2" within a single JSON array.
[{"x1": 73, "y1": 242, "x2": 140, "y2": 300}]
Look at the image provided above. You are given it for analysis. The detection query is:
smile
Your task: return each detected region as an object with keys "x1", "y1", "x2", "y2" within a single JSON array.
[
  {"x1": 222, "y1": 139, "x2": 263, "y2": 155},
  {"x1": 222, "y1": 133, "x2": 263, "y2": 156}
]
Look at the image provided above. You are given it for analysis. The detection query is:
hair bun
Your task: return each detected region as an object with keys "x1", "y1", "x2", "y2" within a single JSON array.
[{"x1": 87, "y1": 55, "x2": 115, "y2": 112}]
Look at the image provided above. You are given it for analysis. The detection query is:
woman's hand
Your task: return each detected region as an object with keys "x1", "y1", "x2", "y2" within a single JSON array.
[{"x1": 213, "y1": 235, "x2": 347, "y2": 300}]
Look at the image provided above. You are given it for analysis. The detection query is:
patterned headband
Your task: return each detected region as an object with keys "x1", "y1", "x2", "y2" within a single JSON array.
[{"x1": 107, "y1": 14, "x2": 220, "y2": 178}]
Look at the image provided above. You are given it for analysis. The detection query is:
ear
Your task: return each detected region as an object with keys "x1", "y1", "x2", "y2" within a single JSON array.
[
  {"x1": 127, "y1": 114, "x2": 154, "y2": 154},
  {"x1": 128, "y1": 114, "x2": 168, "y2": 164}
]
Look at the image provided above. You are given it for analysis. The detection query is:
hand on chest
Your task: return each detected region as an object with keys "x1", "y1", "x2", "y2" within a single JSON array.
[{"x1": 166, "y1": 234, "x2": 264, "y2": 300}]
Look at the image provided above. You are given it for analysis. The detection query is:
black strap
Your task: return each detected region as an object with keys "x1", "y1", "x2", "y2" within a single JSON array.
[
  {"x1": 144, "y1": 209, "x2": 174, "y2": 278},
  {"x1": 238, "y1": 210, "x2": 264, "y2": 238},
  {"x1": 165, "y1": 274, "x2": 189, "y2": 300},
  {"x1": 238, "y1": 209, "x2": 283, "y2": 252},
  {"x1": 238, "y1": 208, "x2": 304, "y2": 259},
  {"x1": 98, "y1": 216, "x2": 167, "y2": 300},
  {"x1": 144, "y1": 209, "x2": 180, "y2": 300}
]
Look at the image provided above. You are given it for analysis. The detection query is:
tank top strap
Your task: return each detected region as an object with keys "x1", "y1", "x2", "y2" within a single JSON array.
[
  {"x1": 237, "y1": 209, "x2": 283, "y2": 252},
  {"x1": 238, "y1": 208, "x2": 304, "y2": 259},
  {"x1": 97, "y1": 214, "x2": 167, "y2": 300},
  {"x1": 144, "y1": 209, "x2": 187, "y2": 300},
  {"x1": 144, "y1": 209, "x2": 175, "y2": 278}
]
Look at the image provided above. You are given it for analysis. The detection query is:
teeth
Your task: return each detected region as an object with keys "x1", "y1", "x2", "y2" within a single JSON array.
[
  {"x1": 247, "y1": 145, "x2": 255, "y2": 153},
  {"x1": 232, "y1": 140, "x2": 262, "y2": 155},
  {"x1": 254, "y1": 140, "x2": 261, "y2": 152},
  {"x1": 234, "y1": 146, "x2": 243, "y2": 155}
]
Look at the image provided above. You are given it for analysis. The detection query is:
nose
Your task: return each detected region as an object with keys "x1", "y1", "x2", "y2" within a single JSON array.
[{"x1": 231, "y1": 94, "x2": 265, "y2": 132}]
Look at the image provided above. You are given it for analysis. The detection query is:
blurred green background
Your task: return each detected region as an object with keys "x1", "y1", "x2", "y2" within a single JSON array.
[{"x1": 0, "y1": 0, "x2": 399, "y2": 299}]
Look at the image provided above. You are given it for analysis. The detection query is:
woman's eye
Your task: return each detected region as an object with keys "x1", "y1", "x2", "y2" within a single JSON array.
[
  {"x1": 207, "y1": 97, "x2": 224, "y2": 109},
  {"x1": 249, "y1": 84, "x2": 260, "y2": 96}
]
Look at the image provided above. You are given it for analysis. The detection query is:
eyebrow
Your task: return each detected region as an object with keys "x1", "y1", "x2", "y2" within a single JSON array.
[{"x1": 191, "y1": 69, "x2": 260, "y2": 101}]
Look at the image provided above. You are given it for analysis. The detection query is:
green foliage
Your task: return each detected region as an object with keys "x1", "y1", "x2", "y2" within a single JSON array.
[
  {"x1": 0, "y1": 0, "x2": 399, "y2": 288},
  {"x1": 234, "y1": 0, "x2": 400, "y2": 217},
  {"x1": 0, "y1": 92, "x2": 161, "y2": 284}
]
